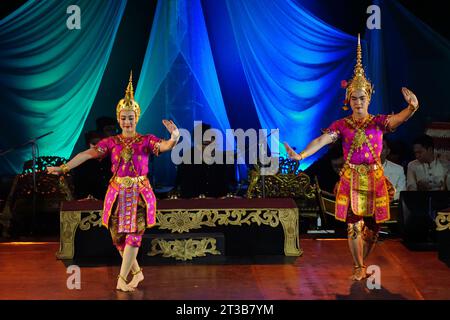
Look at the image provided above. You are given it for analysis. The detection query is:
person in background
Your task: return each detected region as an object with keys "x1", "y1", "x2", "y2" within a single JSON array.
[
  {"x1": 446, "y1": 172, "x2": 450, "y2": 190},
  {"x1": 305, "y1": 141, "x2": 344, "y2": 194},
  {"x1": 96, "y1": 116, "x2": 119, "y2": 137},
  {"x1": 72, "y1": 130, "x2": 111, "y2": 200},
  {"x1": 407, "y1": 134, "x2": 450, "y2": 191},
  {"x1": 381, "y1": 137, "x2": 406, "y2": 201},
  {"x1": 176, "y1": 123, "x2": 236, "y2": 198}
]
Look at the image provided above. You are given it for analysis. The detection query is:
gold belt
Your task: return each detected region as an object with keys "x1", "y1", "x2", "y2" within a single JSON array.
[
  {"x1": 113, "y1": 176, "x2": 147, "y2": 188},
  {"x1": 348, "y1": 163, "x2": 380, "y2": 175}
]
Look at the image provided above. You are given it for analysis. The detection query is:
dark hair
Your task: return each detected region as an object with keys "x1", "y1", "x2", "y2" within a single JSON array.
[
  {"x1": 96, "y1": 116, "x2": 116, "y2": 131},
  {"x1": 84, "y1": 130, "x2": 104, "y2": 146},
  {"x1": 413, "y1": 134, "x2": 434, "y2": 150}
]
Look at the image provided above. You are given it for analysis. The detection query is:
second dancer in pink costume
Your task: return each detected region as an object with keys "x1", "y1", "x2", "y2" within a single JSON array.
[
  {"x1": 284, "y1": 35, "x2": 420, "y2": 281},
  {"x1": 48, "y1": 72, "x2": 180, "y2": 292}
]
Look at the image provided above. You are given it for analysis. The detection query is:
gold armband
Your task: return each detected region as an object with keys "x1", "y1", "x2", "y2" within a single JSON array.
[{"x1": 60, "y1": 163, "x2": 70, "y2": 174}]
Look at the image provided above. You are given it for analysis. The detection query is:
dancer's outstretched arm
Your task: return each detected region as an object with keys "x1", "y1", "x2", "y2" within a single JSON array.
[
  {"x1": 47, "y1": 148, "x2": 99, "y2": 175},
  {"x1": 284, "y1": 133, "x2": 334, "y2": 162}
]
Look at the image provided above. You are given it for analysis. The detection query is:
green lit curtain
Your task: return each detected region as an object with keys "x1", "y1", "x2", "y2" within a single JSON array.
[{"x1": 0, "y1": 0, "x2": 127, "y2": 174}]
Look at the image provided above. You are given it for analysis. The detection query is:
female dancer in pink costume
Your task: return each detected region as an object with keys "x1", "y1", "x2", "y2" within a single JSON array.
[
  {"x1": 48, "y1": 72, "x2": 180, "y2": 291},
  {"x1": 284, "y1": 35, "x2": 419, "y2": 280}
]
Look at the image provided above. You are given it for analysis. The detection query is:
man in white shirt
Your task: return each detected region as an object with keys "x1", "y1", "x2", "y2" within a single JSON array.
[
  {"x1": 381, "y1": 138, "x2": 406, "y2": 201},
  {"x1": 407, "y1": 134, "x2": 450, "y2": 191}
]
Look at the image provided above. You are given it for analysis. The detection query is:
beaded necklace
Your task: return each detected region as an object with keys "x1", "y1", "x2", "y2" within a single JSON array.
[
  {"x1": 340, "y1": 115, "x2": 382, "y2": 175},
  {"x1": 118, "y1": 134, "x2": 141, "y2": 163}
]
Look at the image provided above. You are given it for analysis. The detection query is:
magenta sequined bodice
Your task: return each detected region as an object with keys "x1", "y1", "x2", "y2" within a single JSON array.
[
  {"x1": 326, "y1": 114, "x2": 391, "y2": 165},
  {"x1": 95, "y1": 134, "x2": 161, "y2": 177}
]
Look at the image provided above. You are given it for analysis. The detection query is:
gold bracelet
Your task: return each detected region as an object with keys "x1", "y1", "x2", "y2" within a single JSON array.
[
  {"x1": 299, "y1": 151, "x2": 307, "y2": 161},
  {"x1": 408, "y1": 104, "x2": 419, "y2": 113},
  {"x1": 60, "y1": 163, "x2": 70, "y2": 174}
]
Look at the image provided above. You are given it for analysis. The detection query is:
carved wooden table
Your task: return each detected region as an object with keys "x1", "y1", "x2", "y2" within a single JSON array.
[
  {"x1": 435, "y1": 208, "x2": 450, "y2": 265},
  {"x1": 56, "y1": 198, "x2": 302, "y2": 260}
]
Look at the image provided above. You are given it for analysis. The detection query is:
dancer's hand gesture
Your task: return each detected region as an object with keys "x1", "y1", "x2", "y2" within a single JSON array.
[
  {"x1": 401, "y1": 87, "x2": 419, "y2": 108},
  {"x1": 162, "y1": 119, "x2": 178, "y2": 134},
  {"x1": 162, "y1": 119, "x2": 180, "y2": 142},
  {"x1": 284, "y1": 142, "x2": 302, "y2": 161}
]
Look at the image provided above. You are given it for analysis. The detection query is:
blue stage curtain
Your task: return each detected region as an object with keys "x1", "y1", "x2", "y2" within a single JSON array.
[
  {"x1": 366, "y1": 0, "x2": 450, "y2": 142},
  {"x1": 225, "y1": 0, "x2": 359, "y2": 169},
  {"x1": 0, "y1": 0, "x2": 126, "y2": 174},
  {"x1": 135, "y1": 0, "x2": 231, "y2": 186}
]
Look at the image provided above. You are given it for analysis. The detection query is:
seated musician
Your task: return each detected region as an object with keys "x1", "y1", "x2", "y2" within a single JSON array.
[{"x1": 175, "y1": 123, "x2": 236, "y2": 198}]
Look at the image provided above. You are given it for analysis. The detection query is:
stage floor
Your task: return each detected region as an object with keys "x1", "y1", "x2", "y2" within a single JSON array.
[{"x1": 0, "y1": 238, "x2": 449, "y2": 300}]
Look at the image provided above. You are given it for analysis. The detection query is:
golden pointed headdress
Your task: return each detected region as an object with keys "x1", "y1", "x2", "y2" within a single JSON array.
[
  {"x1": 342, "y1": 34, "x2": 374, "y2": 110},
  {"x1": 116, "y1": 71, "x2": 141, "y2": 122}
]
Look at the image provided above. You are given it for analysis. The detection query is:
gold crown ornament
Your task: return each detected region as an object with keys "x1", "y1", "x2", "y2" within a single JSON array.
[
  {"x1": 116, "y1": 71, "x2": 141, "y2": 122},
  {"x1": 341, "y1": 34, "x2": 374, "y2": 110}
]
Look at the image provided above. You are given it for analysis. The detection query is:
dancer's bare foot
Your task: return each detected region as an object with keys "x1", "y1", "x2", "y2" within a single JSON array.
[
  {"x1": 116, "y1": 275, "x2": 135, "y2": 292},
  {"x1": 129, "y1": 269, "x2": 144, "y2": 288},
  {"x1": 350, "y1": 266, "x2": 367, "y2": 281}
]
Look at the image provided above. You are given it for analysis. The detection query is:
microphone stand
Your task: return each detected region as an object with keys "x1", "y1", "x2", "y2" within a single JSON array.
[
  {"x1": 258, "y1": 131, "x2": 278, "y2": 198},
  {"x1": 29, "y1": 132, "x2": 54, "y2": 235},
  {"x1": 258, "y1": 141, "x2": 266, "y2": 199}
]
